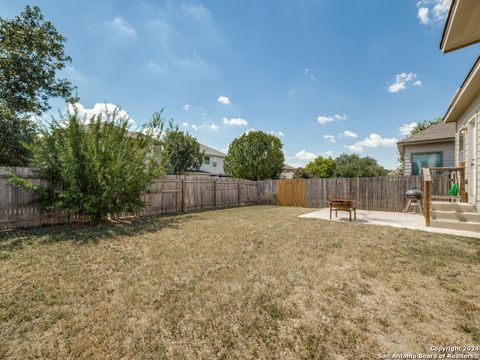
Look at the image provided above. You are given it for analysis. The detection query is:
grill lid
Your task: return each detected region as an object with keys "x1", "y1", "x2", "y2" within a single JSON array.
[{"x1": 405, "y1": 189, "x2": 423, "y2": 199}]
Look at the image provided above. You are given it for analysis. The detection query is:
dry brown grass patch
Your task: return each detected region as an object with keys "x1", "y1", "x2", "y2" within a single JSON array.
[{"x1": 0, "y1": 206, "x2": 479, "y2": 359}]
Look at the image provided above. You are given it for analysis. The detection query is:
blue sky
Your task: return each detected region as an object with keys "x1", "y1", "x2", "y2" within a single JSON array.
[{"x1": 2, "y1": 0, "x2": 479, "y2": 169}]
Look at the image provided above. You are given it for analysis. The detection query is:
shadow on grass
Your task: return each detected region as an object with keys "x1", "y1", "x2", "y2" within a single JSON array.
[{"x1": 0, "y1": 213, "x2": 196, "y2": 256}]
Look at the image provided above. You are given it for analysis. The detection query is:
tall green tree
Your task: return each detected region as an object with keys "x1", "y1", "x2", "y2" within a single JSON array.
[
  {"x1": 0, "y1": 105, "x2": 36, "y2": 166},
  {"x1": 0, "y1": 5, "x2": 76, "y2": 166},
  {"x1": 409, "y1": 117, "x2": 442, "y2": 136},
  {"x1": 160, "y1": 129, "x2": 203, "y2": 175},
  {"x1": 10, "y1": 109, "x2": 169, "y2": 221},
  {"x1": 224, "y1": 131, "x2": 284, "y2": 180},
  {"x1": 305, "y1": 156, "x2": 336, "y2": 178},
  {"x1": 334, "y1": 154, "x2": 388, "y2": 178}
]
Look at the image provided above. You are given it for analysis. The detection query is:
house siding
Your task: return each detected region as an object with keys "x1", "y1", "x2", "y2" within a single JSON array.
[
  {"x1": 453, "y1": 93, "x2": 480, "y2": 204},
  {"x1": 200, "y1": 155, "x2": 225, "y2": 175},
  {"x1": 404, "y1": 142, "x2": 455, "y2": 175}
]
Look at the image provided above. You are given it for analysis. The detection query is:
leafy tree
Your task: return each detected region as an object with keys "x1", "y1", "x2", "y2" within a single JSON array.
[
  {"x1": 0, "y1": 5, "x2": 76, "y2": 165},
  {"x1": 161, "y1": 129, "x2": 203, "y2": 175},
  {"x1": 224, "y1": 131, "x2": 284, "y2": 180},
  {"x1": 293, "y1": 167, "x2": 314, "y2": 179},
  {"x1": 409, "y1": 117, "x2": 442, "y2": 136},
  {"x1": 0, "y1": 105, "x2": 36, "y2": 166},
  {"x1": 333, "y1": 153, "x2": 388, "y2": 178},
  {"x1": 10, "y1": 108, "x2": 169, "y2": 221},
  {"x1": 305, "y1": 156, "x2": 336, "y2": 178}
]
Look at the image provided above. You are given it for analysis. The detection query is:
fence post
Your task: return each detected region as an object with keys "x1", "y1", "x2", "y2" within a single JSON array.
[
  {"x1": 238, "y1": 180, "x2": 241, "y2": 206},
  {"x1": 213, "y1": 178, "x2": 217, "y2": 208},
  {"x1": 182, "y1": 176, "x2": 186, "y2": 212}
]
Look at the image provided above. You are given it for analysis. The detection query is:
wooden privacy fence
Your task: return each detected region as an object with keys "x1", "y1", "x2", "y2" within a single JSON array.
[
  {"x1": 0, "y1": 167, "x2": 257, "y2": 229},
  {"x1": 0, "y1": 168, "x2": 452, "y2": 229},
  {"x1": 257, "y1": 175, "x2": 451, "y2": 213}
]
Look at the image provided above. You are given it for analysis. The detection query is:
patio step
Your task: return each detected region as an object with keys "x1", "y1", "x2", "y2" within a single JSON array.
[
  {"x1": 430, "y1": 201, "x2": 476, "y2": 212},
  {"x1": 430, "y1": 219, "x2": 480, "y2": 232},
  {"x1": 431, "y1": 210, "x2": 480, "y2": 222}
]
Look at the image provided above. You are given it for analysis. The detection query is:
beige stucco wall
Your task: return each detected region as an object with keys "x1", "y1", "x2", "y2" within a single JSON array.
[
  {"x1": 454, "y1": 94, "x2": 480, "y2": 204},
  {"x1": 403, "y1": 142, "x2": 455, "y2": 175}
]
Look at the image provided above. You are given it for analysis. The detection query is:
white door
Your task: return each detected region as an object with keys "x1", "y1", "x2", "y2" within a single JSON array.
[{"x1": 468, "y1": 120, "x2": 476, "y2": 204}]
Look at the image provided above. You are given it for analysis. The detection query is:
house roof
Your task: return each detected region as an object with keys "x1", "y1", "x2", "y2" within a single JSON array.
[
  {"x1": 283, "y1": 164, "x2": 297, "y2": 171},
  {"x1": 200, "y1": 144, "x2": 226, "y2": 157},
  {"x1": 440, "y1": 0, "x2": 480, "y2": 53},
  {"x1": 444, "y1": 56, "x2": 480, "y2": 123},
  {"x1": 397, "y1": 122, "x2": 455, "y2": 148}
]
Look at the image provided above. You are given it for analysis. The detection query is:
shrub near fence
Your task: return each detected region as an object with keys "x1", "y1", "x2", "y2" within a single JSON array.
[{"x1": 0, "y1": 167, "x2": 257, "y2": 229}]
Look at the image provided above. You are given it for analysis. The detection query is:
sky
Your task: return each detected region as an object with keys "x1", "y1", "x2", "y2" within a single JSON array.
[{"x1": 2, "y1": 0, "x2": 479, "y2": 169}]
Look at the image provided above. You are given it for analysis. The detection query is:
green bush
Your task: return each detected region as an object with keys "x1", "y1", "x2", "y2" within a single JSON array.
[
  {"x1": 10, "y1": 107, "x2": 169, "y2": 221},
  {"x1": 224, "y1": 131, "x2": 284, "y2": 180},
  {"x1": 160, "y1": 129, "x2": 203, "y2": 175}
]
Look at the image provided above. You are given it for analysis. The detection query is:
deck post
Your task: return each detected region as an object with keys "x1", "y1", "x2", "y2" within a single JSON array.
[
  {"x1": 459, "y1": 162, "x2": 467, "y2": 202},
  {"x1": 423, "y1": 168, "x2": 431, "y2": 227}
]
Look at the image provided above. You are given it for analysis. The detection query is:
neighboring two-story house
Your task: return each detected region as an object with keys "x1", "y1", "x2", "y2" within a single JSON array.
[{"x1": 186, "y1": 144, "x2": 226, "y2": 176}]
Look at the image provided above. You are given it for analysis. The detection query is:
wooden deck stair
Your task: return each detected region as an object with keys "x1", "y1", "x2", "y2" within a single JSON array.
[{"x1": 430, "y1": 201, "x2": 480, "y2": 232}]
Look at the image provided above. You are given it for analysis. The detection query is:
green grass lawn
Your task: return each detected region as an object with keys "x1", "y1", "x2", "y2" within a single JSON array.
[{"x1": 1, "y1": 206, "x2": 479, "y2": 359}]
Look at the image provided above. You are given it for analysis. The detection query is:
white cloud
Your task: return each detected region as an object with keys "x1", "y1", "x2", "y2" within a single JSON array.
[
  {"x1": 180, "y1": 122, "x2": 189, "y2": 127},
  {"x1": 388, "y1": 72, "x2": 419, "y2": 93},
  {"x1": 432, "y1": 0, "x2": 451, "y2": 19},
  {"x1": 183, "y1": 104, "x2": 191, "y2": 111},
  {"x1": 223, "y1": 117, "x2": 248, "y2": 126},
  {"x1": 324, "y1": 150, "x2": 334, "y2": 157},
  {"x1": 295, "y1": 150, "x2": 316, "y2": 161},
  {"x1": 318, "y1": 116, "x2": 334, "y2": 125},
  {"x1": 348, "y1": 133, "x2": 398, "y2": 152},
  {"x1": 417, "y1": 0, "x2": 452, "y2": 25},
  {"x1": 270, "y1": 130, "x2": 284, "y2": 138},
  {"x1": 318, "y1": 114, "x2": 348, "y2": 124},
  {"x1": 217, "y1": 96, "x2": 231, "y2": 105},
  {"x1": 399, "y1": 122, "x2": 417, "y2": 136},
  {"x1": 109, "y1": 17, "x2": 137, "y2": 38},
  {"x1": 324, "y1": 135, "x2": 336, "y2": 143},
  {"x1": 191, "y1": 123, "x2": 219, "y2": 131},
  {"x1": 340, "y1": 130, "x2": 358, "y2": 138},
  {"x1": 418, "y1": 7, "x2": 430, "y2": 24},
  {"x1": 304, "y1": 68, "x2": 316, "y2": 81},
  {"x1": 67, "y1": 103, "x2": 134, "y2": 124}
]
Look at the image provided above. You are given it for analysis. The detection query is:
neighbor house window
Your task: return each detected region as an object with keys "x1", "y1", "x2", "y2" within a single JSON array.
[
  {"x1": 458, "y1": 132, "x2": 465, "y2": 163},
  {"x1": 411, "y1": 152, "x2": 442, "y2": 175},
  {"x1": 212, "y1": 161, "x2": 217, "y2": 167},
  {"x1": 204, "y1": 156, "x2": 210, "y2": 165}
]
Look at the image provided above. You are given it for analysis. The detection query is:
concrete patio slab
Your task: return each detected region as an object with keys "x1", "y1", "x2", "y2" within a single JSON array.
[{"x1": 299, "y1": 208, "x2": 480, "y2": 239}]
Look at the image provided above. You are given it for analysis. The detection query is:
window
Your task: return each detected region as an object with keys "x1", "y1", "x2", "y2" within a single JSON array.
[
  {"x1": 203, "y1": 156, "x2": 210, "y2": 165},
  {"x1": 411, "y1": 152, "x2": 442, "y2": 175},
  {"x1": 458, "y1": 132, "x2": 465, "y2": 163},
  {"x1": 212, "y1": 161, "x2": 217, "y2": 167}
]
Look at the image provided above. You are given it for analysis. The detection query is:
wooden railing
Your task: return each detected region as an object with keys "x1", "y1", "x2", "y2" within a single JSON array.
[{"x1": 423, "y1": 163, "x2": 466, "y2": 227}]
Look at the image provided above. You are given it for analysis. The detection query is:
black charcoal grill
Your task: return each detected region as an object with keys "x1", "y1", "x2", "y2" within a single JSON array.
[
  {"x1": 405, "y1": 189, "x2": 423, "y2": 200},
  {"x1": 403, "y1": 188, "x2": 423, "y2": 214}
]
